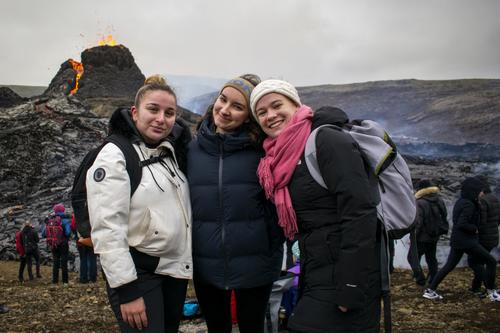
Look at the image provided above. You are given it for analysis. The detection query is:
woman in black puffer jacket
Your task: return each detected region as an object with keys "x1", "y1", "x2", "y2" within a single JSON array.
[
  {"x1": 424, "y1": 177, "x2": 499, "y2": 302},
  {"x1": 250, "y1": 79, "x2": 381, "y2": 333},
  {"x1": 187, "y1": 74, "x2": 283, "y2": 333}
]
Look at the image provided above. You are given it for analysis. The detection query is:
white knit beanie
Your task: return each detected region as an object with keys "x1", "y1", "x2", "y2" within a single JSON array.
[{"x1": 250, "y1": 79, "x2": 302, "y2": 119}]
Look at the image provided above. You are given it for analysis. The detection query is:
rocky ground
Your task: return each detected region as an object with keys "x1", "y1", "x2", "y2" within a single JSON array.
[{"x1": 0, "y1": 260, "x2": 499, "y2": 333}]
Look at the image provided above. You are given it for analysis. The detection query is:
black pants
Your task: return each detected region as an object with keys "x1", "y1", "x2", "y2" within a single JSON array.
[
  {"x1": 194, "y1": 280, "x2": 273, "y2": 333},
  {"x1": 52, "y1": 243, "x2": 69, "y2": 283},
  {"x1": 18, "y1": 250, "x2": 41, "y2": 281},
  {"x1": 408, "y1": 239, "x2": 438, "y2": 285},
  {"x1": 18, "y1": 256, "x2": 32, "y2": 281},
  {"x1": 33, "y1": 249, "x2": 41, "y2": 277},
  {"x1": 429, "y1": 244, "x2": 497, "y2": 291},
  {"x1": 468, "y1": 245, "x2": 495, "y2": 291},
  {"x1": 107, "y1": 275, "x2": 188, "y2": 333}
]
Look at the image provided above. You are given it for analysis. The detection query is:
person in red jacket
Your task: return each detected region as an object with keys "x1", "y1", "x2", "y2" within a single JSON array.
[
  {"x1": 71, "y1": 214, "x2": 97, "y2": 283},
  {"x1": 15, "y1": 224, "x2": 27, "y2": 282}
]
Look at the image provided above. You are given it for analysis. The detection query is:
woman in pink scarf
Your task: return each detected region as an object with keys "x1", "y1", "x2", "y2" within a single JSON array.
[{"x1": 250, "y1": 79, "x2": 381, "y2": 333}]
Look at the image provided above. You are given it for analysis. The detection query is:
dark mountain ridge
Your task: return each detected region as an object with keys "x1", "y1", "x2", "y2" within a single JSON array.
[{"x1": 186, "y1": 78, "x2": 500, "y2": 146}]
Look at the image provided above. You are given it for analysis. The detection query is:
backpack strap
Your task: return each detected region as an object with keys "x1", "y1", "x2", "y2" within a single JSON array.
[
  {"x1": 380, "y1": 227, "x2": 392, "y2": 333},
  {"x1": 105, "y1": 134, "x2": 142, "y2": 195},
  {"x1": 304, "y1": 124, "x2": 343, "y2": 189}
]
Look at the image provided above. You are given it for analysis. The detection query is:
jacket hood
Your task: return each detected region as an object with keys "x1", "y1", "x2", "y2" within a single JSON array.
[
  {"x1": 108, "y1": 107, "x2": 142, "y2": 143},
  {"x1": 312, "y1": 106, "x2": 349, "y2": 129},
  {"x1": 415, "y1": 186, "x2": 440, "y2": 200},
  {"x1": 461, "y1": 177, "x2": 483, "y2": 202},
  {"x1": 196, "y1": 116, "x2": 253, "y2": 155}
]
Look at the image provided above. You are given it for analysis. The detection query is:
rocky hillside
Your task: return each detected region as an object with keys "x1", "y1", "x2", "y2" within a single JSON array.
[
  {"x1": 0, "y1": 95, "x2": 200, "y2": 263},
  {"x1": 186, "y1": 79, "x2": 500, "y2": 145}
]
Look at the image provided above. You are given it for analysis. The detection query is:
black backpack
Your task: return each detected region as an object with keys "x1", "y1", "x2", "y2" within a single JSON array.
[
  {"x1": 21, "y1": 227, "x2": 38, "y2": 254},
  {"x1": 71, "y1": 134, "x2": 143, "y2": 239},
  {"x1": 423, "y1": 199, "x2": 448, "y2": 237}
]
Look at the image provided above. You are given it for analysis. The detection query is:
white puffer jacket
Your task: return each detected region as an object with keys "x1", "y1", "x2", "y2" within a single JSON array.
[{"x1": 86, "y1": 140, "x2": 192, "y2": 288}]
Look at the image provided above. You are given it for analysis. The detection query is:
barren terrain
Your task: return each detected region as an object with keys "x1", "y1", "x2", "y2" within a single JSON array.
[{"x1": 0, "y1": 260, "x2": 499, "y2": 332}]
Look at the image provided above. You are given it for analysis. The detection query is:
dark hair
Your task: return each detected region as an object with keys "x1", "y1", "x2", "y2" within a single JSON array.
[
  {"x1": 417, "y1": 179, "x2": 433, "y2": 190},
  {"x1": 476, "y1": 175, "x2": 491, "y2": 194},
  {"x1": 134, "y1": 75, "x2": 177, "y2": 108},
  {"x1": 197, "y1": 74, "x2": 266, "y2": 146}
]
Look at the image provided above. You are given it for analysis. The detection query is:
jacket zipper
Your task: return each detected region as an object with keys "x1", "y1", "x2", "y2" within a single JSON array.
[{"x1": 218, "y1": 140, "x2": 228, "y2": 289}]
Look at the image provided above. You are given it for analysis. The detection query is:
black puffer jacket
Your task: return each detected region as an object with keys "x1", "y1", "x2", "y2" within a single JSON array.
[
  {"x1": 21, "y1": 225, "x2": 39, "y2": 254},
  {"x1": 415, "y1": 187, "x2": 448, "y2": 243},
  {"x1": 287, "y1": 107, "x2": 381, "y2": 333},
  {"x1": 187, "y1": 118, "x2": 283, "y2": 289},
  {"x1": 479, "y1": 192, "x2": 500, "y2": 249},
  {"x1": 450, "y1": 177, "x2": 483, "y2": 249}
]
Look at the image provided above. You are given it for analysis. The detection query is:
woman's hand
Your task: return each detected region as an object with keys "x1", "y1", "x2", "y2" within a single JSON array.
[
  {"x1": 338, "y1": 305, "x2": 348, "y2": 312},
  {"x1": 120, "y1": 297, "x2": 148, "y2": 330}
]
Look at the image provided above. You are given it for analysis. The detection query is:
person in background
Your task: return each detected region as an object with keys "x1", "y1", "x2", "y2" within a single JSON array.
[
  {"x1": 15, "y1": 224, "x2": 27, "y2": 282},
  {"x1": 423, "y1": 177, "x2": 500, "y2": 302},
  {"x1": 19, "y1": 220, "x2": 42, "y2": 281},
  {"x1": 71, "y1": 214, "x2": 97, "y2": 283},
  {"x1": 467, "y1": 177, "x2": 500, "y2": 296},
  {"x1": 407, "y1": 179, "x2": 448, "y2": 286},
  {"x1": 187, "y1": 74, "x2": 283, "y2": 333},
  {"x1": 250, "y1": 79, "x2": 381, "y2": 332},
  {"x1": 42, "y1": 203, "x2": 72, "y2": 284},
  {"x1": 87, "y1": 75, "x2": 192, "y2": 333}
]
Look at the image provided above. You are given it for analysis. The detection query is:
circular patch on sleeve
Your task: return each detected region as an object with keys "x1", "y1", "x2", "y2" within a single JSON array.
[{"x1": 93, "y1": 168, "x2": 106, "y2": 182}]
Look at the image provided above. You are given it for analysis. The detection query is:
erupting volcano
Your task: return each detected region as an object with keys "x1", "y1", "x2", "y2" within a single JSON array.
[
  {"x1": 43, "y1": 37, "x2": 144, "y2": 99},
  {"x1": 68, "y1": 59, "x2": 84, "y2": 95},
  {"x1": 98, "y1": 34, "x2": 117, "y2": 46}
]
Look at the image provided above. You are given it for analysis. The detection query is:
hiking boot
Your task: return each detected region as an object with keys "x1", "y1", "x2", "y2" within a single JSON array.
[
  {"x1": 487, "y1": 289, "x2": 500, "y2": 302},
  {"x1": 423, "y1": 288, "x2": 443, "y2": 300}
]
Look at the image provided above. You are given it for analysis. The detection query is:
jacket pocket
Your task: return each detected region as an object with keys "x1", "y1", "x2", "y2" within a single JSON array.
[
  {"x1": 128, "y1": 209, "x2": 151, "y2": 247},
  {"x1": 326, "y1": 232, "x2": 341, "y2": 263}
]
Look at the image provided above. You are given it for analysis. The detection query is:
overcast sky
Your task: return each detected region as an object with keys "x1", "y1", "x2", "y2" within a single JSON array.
[{"x1": 1, "y1": 0, "x2": 500, "y2": 87}]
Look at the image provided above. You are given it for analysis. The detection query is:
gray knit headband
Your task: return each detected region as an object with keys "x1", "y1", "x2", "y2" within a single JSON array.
[{"x1": 220, "y1": 78, "x2": 255, "y2": 108}]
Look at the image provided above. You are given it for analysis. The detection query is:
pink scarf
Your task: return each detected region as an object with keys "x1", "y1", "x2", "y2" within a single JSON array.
[{"x1": 257, "y1": 105, "x2": 313, "y2": 239}]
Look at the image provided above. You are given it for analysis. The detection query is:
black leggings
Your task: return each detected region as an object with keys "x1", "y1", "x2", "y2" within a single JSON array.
[
  {"x1": 194, "y1": 280, "x2": 273, "y2": 333},
  {"x1": 107, "y1": 275, "x2": 188, "y2": 333},
  {"x1": 429, "y1": 244, "x2": 497, "y2": 291},
  {"x1": 468, "y1": 246, "x2": 495, "y2": 290}
]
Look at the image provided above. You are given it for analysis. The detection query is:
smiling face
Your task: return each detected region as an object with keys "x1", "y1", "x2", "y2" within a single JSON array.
[
  {"x1": 254, "y1": 92, "x2": 299, "y2": 138},
  {"x1": 131, "y1": 89, "x2": 177, "y2": 145},
  {"x1": 213, "y1": 86, "x2": 250, "y2": 134}
]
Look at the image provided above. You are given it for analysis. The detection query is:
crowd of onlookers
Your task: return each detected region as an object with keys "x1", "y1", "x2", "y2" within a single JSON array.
[{"x1": 15, "y1": 203, "x2": 97, "y2": 285}]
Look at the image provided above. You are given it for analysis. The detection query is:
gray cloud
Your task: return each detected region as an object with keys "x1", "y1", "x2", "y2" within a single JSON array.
[{"x1": 1, "y1": 0, "x2": 499, "y2": 87}]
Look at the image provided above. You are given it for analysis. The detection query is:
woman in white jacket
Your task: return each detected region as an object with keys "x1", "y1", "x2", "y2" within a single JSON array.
[{"x1": 86, "y1": 75, "x2": 192, "y2": 332}]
